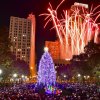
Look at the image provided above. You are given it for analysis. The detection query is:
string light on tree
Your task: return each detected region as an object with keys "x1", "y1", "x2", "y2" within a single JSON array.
[{"x1": 38, "y1": 47, "x2": 56, "y2": 86}]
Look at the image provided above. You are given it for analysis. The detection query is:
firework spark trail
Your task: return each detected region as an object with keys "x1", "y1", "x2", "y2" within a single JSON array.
[{"x1": 43, "y1": 2, "x2": 100, "y2": 60}]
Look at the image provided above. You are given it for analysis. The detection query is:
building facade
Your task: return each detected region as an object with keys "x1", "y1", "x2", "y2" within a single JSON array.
[
  {"x1": 45, "y1": 40, "x2": 60, "y2": 60},
  {"x1": 9, "y1": 15, "x2": 36, "y2": 77},
  {"x1": 45, "y1": 40, "x2": 70, "y2": 66}
]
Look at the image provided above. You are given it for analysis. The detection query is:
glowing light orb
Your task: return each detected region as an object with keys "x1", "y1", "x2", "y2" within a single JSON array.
[
  {"x1": 13, "y1": 73, "x2": 17, "y2": 78},
  {"x1": 44, "y1": 47, "x2": 49, "y2": 52},
  {"x1": 0, "y1": 69, "x2": 2, "y2": 75}
]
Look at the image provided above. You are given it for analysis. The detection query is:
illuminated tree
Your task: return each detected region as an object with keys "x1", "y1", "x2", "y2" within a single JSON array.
[{"x1": 38, "y1": 48, "x2": 56, "y2": 86}]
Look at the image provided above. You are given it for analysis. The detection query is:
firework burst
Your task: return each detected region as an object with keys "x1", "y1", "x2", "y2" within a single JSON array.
[{"x1": 42, "y1": 0, "x2": 100, "y2": 60}]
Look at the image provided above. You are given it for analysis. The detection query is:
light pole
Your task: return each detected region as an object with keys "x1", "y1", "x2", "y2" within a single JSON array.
[
  {"x1": 77, "y1": 74, "x2": 81, "y2": 77},
  {"x1": 0, "y1": 69, "x2": 3, "y2": 75},
  {"x1": 13, "y1": 73, "x2": 18, "y2": 83},
  {"x1": 77, "y1": 74, "x2": 81, "y2": 83}
]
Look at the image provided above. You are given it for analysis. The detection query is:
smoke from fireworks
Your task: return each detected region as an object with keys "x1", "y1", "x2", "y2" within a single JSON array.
[{"x1": 42, "y1": 0, "x2": 100, "y2": 60}]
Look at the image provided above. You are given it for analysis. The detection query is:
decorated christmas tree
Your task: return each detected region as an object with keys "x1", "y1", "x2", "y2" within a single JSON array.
[{"x1": 38, "y1": 47, "x2": 56, "y2": 86}]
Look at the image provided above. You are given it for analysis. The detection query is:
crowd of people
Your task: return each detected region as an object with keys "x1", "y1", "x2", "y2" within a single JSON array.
[{"x1": 0, "y1": 83, "x2": 99, "y2": 100}]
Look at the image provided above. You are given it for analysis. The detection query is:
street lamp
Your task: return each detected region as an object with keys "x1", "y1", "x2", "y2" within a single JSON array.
[
  {"x1": 0, "y1": 69, "x2": 3, "y2": 75},
  {"x1": 84, "y1": 76, "x2": 86, "y2": 79},
  {"x1": 87, "y1": 76, "x2": 90, "y2": 79},
  {"x1": 77, "y1": 74, "x2": 81, "y2": 82},
  {"x1": 13, "y1": 73, "x2": 17, "y2": 78},
  {"x1": 64, "y1": 75, "x2": 67, "y2": 78},
  {"x1": 77, "y1": 74, "x2": 81, "y2": 77},
  {"x1": 21, "y1": 75, "x2": 24, "y2": 78}
]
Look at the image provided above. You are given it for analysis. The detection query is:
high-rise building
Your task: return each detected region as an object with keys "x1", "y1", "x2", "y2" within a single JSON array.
[
  {"x1": 9, "y1": 16, "x2": 31, "y2": 63},
  {"x1": 71, "y1": 2, "x2": 88, "y2": 10},
  {"x1": 9, "y1": 14, "x2": 36, "y2": 77}
]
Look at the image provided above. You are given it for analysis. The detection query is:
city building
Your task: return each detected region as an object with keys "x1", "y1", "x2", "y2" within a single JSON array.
[
  {"x1": 71, "y1": 2, "x2": 88, "y2": 10},
  {"x1": 45, "y1": 40, "x2": 60, "y2": 60},
  {"x1": 45, "y1": 40, "x2": 70, "y2": 66},
  {"x1": 9, "y1": 14, "x2": 36, "y2": 77}
]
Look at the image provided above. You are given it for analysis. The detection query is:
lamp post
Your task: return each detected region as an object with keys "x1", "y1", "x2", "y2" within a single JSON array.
[
  {"x1": 77, "y1": 74, "x2": 81, "y2": 77},
  {"x1": 77, "y1": 74, "x2": 81, "y2": 83},
  {"x1": 0, "y1": 69, "x2": 3, "y2": 82},
  {"x1": 0, "y1": 69, "x2": 3, "y2": 75},
  {"x1": 13, "y1": 73, "x2": 18, "y2": 83},
  {"x1": 13, "y1": 73, "x2": 17, "y2": 78}
]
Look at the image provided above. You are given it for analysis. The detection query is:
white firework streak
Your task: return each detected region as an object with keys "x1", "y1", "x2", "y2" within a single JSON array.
[{"x1": 42, "y1": 1, "x2": 100, "y2": 60}]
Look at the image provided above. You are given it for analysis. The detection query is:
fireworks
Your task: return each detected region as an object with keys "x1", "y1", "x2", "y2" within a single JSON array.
[{"x1": 42, "y1": 1, "x2": 100, "y2": 60}]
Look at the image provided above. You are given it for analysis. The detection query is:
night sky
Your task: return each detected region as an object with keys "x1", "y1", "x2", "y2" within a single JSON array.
[{"x1": 0, "y1": 0, "x2": 100, "y2": 62}]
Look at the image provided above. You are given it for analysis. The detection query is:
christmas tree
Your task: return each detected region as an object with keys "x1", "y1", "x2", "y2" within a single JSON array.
[{"x1": 38, "y1": 47, "x2": 56, "y2": 86}]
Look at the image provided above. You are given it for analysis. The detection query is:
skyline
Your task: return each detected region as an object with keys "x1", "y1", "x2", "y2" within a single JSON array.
[{"x1": 0, "y1": 0, "x2": 100, "y2": 61}]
